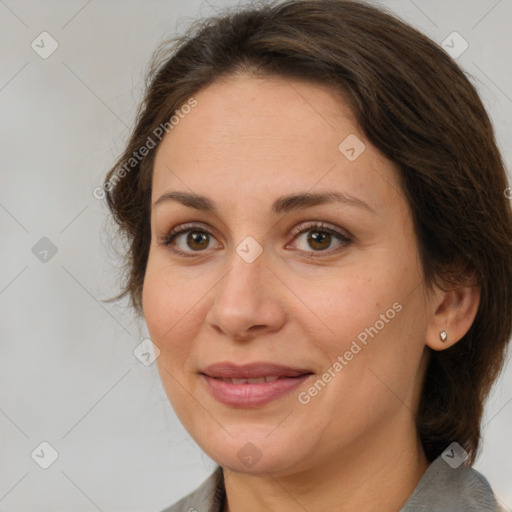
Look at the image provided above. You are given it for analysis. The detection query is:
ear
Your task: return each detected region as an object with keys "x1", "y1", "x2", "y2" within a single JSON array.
[{"x1": 425, "y1": 282, "x2": 481, "y2": 351}]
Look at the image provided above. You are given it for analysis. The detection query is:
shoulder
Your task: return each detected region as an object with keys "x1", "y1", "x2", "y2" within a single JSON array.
[{"x1": 159, "y1": 466, "x2": 225, "y2": 512}]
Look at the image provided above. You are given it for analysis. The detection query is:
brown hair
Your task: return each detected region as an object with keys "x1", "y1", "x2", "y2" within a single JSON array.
[{"x1": 103, "y1": 0, "x2": 512, "y2": 465}]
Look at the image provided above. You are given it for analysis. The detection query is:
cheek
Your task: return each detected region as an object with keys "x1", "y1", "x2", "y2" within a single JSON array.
[
  {"x1": 142, "y1": 256, "x2": 200, "y2": 357},
  {"x1": 291, "y1": 262, "x2": 399, "y2": 343},
  {"x1": 293, "y1": 257, "x2": 427, "y2": 381},
  {"x1": 143, "y1": 248, "x2": 195, "y2": 317},
  {"x1": 295, "y1": 276, "x2": 426, "y2": 425},
  {"x1": 142, "y1": 259, "x2": 203, "y2": 416}
]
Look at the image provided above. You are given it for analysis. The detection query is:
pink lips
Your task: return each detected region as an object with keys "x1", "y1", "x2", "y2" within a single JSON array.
[{"x1": 200, "y1": 362, "x2": 313, "y2": 407}]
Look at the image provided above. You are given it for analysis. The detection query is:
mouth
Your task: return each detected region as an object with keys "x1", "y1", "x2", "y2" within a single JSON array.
[{"x1": 199, "y1": 362, "x2": 314, "y2": 407}]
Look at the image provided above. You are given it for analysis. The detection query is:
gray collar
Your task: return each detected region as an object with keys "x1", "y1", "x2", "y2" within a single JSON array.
[
  {"x1": 399, "y1": 454, "x2": 498, "y2": 511},
  {"x1": 161, "y1": 454, "x2": 499, "y2": 512}
]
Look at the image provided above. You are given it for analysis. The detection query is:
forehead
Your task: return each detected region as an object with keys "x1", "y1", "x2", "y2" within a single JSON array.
[{"x1": 151, "y1": 74, "x2": 401, "y2": 211}]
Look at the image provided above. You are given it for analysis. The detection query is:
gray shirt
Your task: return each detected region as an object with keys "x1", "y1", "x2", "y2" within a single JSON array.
[{"x1": 160, "y1": 455, "x2": 504, "y2": 512}]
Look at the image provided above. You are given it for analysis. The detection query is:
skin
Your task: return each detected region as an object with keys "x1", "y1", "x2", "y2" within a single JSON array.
[{"x1": 142, "y1": 73, "x2": 480, "y2": 512}]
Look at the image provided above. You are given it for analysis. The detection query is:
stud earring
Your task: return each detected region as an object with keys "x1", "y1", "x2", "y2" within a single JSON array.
[{"x1": 440, "y1": 331, "x2": 448, "y2": 342}]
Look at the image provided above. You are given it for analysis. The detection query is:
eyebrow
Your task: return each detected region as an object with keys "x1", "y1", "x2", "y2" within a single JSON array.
[{"x1": 153, "y1": 190, "x2": 376, "y2": 215}]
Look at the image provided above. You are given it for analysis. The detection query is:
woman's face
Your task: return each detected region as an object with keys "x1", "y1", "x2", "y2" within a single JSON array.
[{"x1": 143, "y1": 74, "x2": 437, "y2": 475}]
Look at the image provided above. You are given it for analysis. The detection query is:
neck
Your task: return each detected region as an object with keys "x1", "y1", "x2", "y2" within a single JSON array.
[{"x1": 222, "y1": 415, "x2": 430, "y2": 512}]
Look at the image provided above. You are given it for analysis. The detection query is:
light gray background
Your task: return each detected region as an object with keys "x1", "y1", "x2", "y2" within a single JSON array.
[{"x1": 1, "y1": 0, "x2": 511, "y2": 510}]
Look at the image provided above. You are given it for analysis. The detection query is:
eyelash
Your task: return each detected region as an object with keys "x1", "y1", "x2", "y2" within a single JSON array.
[{"x1": 159, "y1": 221, "x2": 353, "y2": 259}]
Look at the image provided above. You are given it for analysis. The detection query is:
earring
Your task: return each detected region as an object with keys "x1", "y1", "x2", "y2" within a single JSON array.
[{"x1": 440, "y1": 331, "x2": 448, "y2": 342}]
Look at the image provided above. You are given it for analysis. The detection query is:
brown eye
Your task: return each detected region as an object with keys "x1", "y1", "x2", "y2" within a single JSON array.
[
  {"x1": 185, "y1": 231, "x2": 210, "y2": 251},
  {"x1": 289, "y1": 222, "x2": 353, "y2": 257},
  {"x1": 307, "y1": 230, "x2": 332, "y2": 251},
  {"x1": 162, "y1": 223, "x2": 221, "y2": 256}
]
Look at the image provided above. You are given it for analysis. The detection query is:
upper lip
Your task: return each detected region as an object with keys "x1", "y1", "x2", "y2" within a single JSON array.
[{"x1": 201, "y1": 362, "x2": 313, "y2": 379}]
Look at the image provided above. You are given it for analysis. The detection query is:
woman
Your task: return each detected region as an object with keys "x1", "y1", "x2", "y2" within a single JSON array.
[{"x1": 102, "y1": 0, "x2": 511, "y2": 510}]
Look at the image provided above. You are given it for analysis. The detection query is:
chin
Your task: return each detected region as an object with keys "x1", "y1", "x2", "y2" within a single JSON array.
[{"x1": 193, "y1": 427, "x2": 308, "y2": 476}]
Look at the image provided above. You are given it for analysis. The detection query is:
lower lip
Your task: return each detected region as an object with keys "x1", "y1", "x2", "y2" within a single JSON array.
[{"x1": 201, "y1": 374, "x2": 313, "y2": 407}]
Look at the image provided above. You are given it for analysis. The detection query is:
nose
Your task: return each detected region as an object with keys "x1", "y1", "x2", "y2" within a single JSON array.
[{"x1": 205, "y1": 249, "x2": 287, "y2": 342}]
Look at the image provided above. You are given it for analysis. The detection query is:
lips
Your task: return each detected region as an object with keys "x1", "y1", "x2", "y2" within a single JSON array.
[
  {"x1": 200, "y1": 362, "x2": 314, "y2": 407},
  {"x1": 200, "y1": 362, "x2": 313, "y2": 379}
]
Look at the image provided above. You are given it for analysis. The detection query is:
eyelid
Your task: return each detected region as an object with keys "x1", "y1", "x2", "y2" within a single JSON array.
[
  {"x1": 288, "y1": 220, "x2": 352, "y2": 241},
  {"x1": 167, "y1": 221, "x2": 216, "y2": 238}
]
